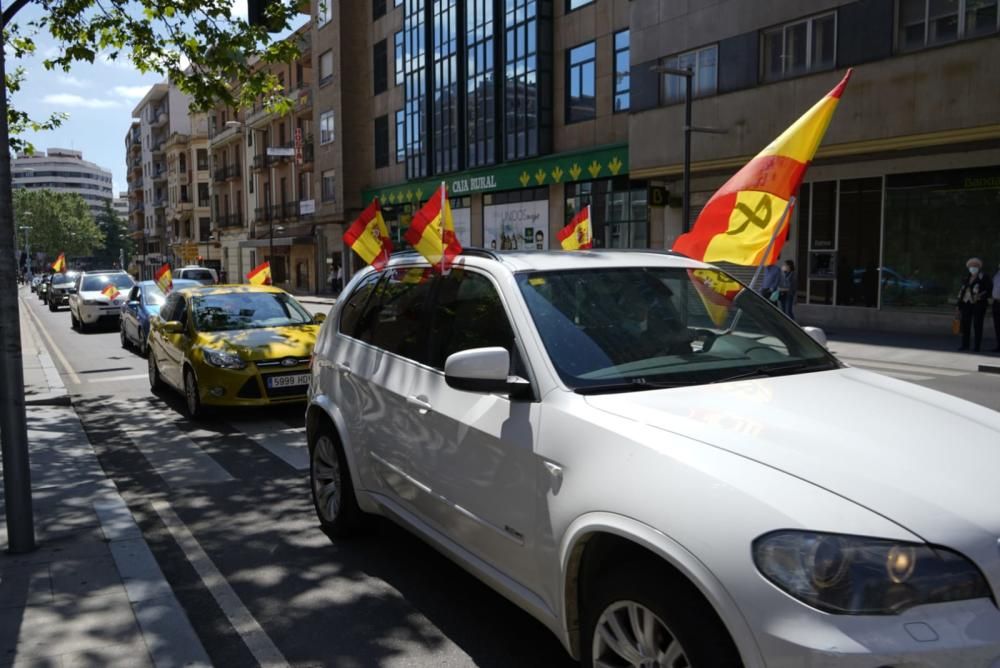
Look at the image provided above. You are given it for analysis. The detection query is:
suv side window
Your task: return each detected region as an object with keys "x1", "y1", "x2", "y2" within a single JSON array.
[
  {"x1": 357, "y1": 267, "x2": 434, "y2": 363},
  {"x1": 160, "y1": 293, "x2": 180, "y2": 322},
  {"x1": 427, "y1": 268, "x2": 515, "y2": 370},
  {"x1": 175, "y1": 296, "x2": 189, "y2": 327},
  {"x1": 339, "y1": 271, "x2": 382, "y2": 337}
]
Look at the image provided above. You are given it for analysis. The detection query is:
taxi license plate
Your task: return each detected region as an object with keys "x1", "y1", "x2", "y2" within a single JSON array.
[{"x1": 267, "y1": 374, "x2": 310, "y2": 389}]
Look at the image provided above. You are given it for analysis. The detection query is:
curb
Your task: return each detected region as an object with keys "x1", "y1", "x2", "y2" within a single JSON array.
[
  {"x1": 979, "y1": 365, "x2": 1000, "y2": 375},
  {"x1": 25, "y1": 392, "x2": 72, "y2": 407}
]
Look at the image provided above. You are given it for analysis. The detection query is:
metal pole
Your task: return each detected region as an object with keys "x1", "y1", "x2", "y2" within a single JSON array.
[
  {"x1": 0, "y1": 37, "x2": 37, "y2": 554},
  {"x1": 268, "y1": 157, "x2": 274, "y2": 279},
  {"x1": 682, "y1": 68, "x2": 693, "y2": 234}
]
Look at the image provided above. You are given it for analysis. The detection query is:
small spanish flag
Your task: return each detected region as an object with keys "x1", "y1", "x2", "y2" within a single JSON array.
[
  {"x1": 246, "y1": 261, "x2": 272, "y2": 286},
  {"x1": 557, "y1": 205, "x2": 593, "y2": 251},
  {"x1": 101, "y1": 284, "x2": 121, "y2": 301},
  {"x1": 345, "y1": 198, "x2": 392, "y2": 270},
  {"x1": 51, "y1": 253, "x2": 67, "y2": 273},
  {"x1": 400, "y1": 267, "x2": 433, "y2": 284},
  {"x1": 155, "y1": 263, "x2": 173, "y2": 294},
  {"x1": 404, "y1": 184, "x2": 462, "y2": 273},
  {"x1": 689, "y1": 269, "x2": 742, "y2": 327}
]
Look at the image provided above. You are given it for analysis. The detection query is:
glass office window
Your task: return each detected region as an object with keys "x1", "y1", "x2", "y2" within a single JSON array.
[
  {"x1": 395, "y1": 109, "x2": 406, "y2": 162},
  {"x1": 403, "y1": 0, "x2": 428, "y2": 179},
  {"x1": 897, "y1": 0, "x2": 996, "y2": 50},
  {"x1": 432, "y1": 0, "x2": 460, "y2": 173},
  {"x1": 614, "y1": 30, "x2": 629, "y2": 112},
  {"x1": 566, "y1": 41, "x2": 596, "y2": 123},
  {"x1": 504, "y1": 0, "x2": 543, "y2": 160},
  {"x1": 660, "y1": 45, "x2": 717, "y2": 105},
  {"x1": 394, "y1": 31, "x2": 405, "y2": 85},
  {"x1": 466, "y1": 0, "x2": 497, "y2": 168},
  {"x1": 762, "y1": 12, "x2": 836, "y2": 81}
]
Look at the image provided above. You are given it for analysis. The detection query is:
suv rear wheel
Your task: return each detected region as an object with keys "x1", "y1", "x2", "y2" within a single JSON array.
[
  {"x1": 309, "y1": 424, "x2": 364, "y2": 538},
  {"x1": 581, "y1": 561, "x2": 742, "y2": 668}
]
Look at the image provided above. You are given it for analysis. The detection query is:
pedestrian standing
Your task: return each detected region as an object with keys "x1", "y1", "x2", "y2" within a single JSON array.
[
  {"x1": 992, "y1": 262, "x2": 1000, "y2": 352},
  {"x1": 956, "y1": 257, "x2": 989, "y2": 352},
  {"x1": 778, "y1": 260, "x2": 797, "y2": 319},
  {"x1": 760, "y1": 264, "x2": 781, "y2": 301},
  {"x1": 329, "y1": 260, "x2": 343, "y2": 295}
]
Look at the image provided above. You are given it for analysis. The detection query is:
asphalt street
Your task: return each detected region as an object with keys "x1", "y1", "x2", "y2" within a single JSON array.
[
  {"x1": 20, "y1": 291, "x2": 575, "y2": 668},
  {"x1": 19, "y1": 289, "x2": 1000, "y2": 667}
]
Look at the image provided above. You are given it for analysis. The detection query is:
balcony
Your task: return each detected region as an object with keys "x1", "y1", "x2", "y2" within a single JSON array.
[
  {"x1": 225, "y1": 163, "x2": 242, "y2": 180},
  {"x1": 209, "y1": 123, "x2": 240, "y2": 146},
  {"x1": 213, "y1": 167, "x2": 227, "y2": 183},
  {"x1": 215, "y1": 213, "x2": 241, "y2": 229},
  {"x1": 151, "y1": 141, "x2": 165, "y2": 155},
  {"x1": 152, "y1": 168, "x2": 167, "y2": 183},
  {"x1": 153, "y1": 199, "x2": 167, "y2": 210},
  {"x1": 129, "y1": 176, "x2": 144, "y2": 191},
  {"x1": 149, "y1": 107, "x2": 167, "y2": 128},
  {"x1": 282, "y1": 202, "x2": 300, "y2": 220},
  {"x1": 294, "y1": 88, "x2": 312, "y2": 112},
  {"x1": 301, "y1": 141, "x2": 314, "y2": 164},
  {"x1": 129, "y1": 202, "x2": 145, "y2": 214}
]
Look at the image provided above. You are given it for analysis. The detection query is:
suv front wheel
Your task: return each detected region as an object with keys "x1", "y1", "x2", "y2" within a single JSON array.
[
  {"x1": 309, "y1": 423, "x2": 364, "y2": 539},
  {"x1": 581, "y1": 561, "x2": 742, "y2": 668}
]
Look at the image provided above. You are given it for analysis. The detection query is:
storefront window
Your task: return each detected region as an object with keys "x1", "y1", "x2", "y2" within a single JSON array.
[
  {"x1": 836, "y1": 177, "x2": 882, "y2": 307},
  {"x1": 882, "y1": 166, "x2": 1000, "y2": 311},
  {"x1": 484, "y1": 188, "x2": 548, "y2": 250},
  {"x1": 566, "y1": 178, "x2": 648, "y2": 249}
]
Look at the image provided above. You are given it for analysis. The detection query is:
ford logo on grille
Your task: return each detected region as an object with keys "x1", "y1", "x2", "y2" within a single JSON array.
[{"x1": 280, "y1": 357, "x2": 298, "y2": 367}]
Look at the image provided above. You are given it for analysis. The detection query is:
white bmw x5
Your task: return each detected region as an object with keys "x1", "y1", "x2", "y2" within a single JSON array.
[{"x1": 306, "y1": 250, "x2": 1000, "y2": 667}]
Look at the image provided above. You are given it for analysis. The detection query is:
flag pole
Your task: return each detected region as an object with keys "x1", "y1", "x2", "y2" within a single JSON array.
[
  {"x1": 439, "y1": 181, "x2": 446, "y2": 274},
  {"x1": 746, "y1": 195, "x2": 795, "y2": 291}
]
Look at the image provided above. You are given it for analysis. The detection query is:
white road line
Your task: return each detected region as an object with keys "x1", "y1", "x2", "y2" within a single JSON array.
[
  {"x1": 87, "y1": 373, "x2": 149, "y2": 383},
  {"x1": 126, "y1": 417, "x2": 234, "y2": 488},
  {"x1": 844, "y1": 359, "x2": 967, "y2": 376},
  {"x1": 150, "y1": 500, "x2": 289, "y2": 668},
  {"x1": 230, "y1": 419, "x2": 309, "y2": 470},
  {"x1": 20, "y1": 296, "x2": 82, "y2": 385}
]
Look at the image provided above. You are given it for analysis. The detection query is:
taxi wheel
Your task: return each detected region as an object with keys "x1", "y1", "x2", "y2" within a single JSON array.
[
  {"x1": 48, "y1": 300, "x2": 57, "y2": 312},
  {"x1": 148, "y1": 352, "x2": 165, "y2": 392},
  {"x1": 184, "y1": 367, "x2": 204, "y2": 419},
  {"x1": 120, "y1": 324, "x2": 130, "y2": 350},
  {"x1": 309, "y1": 425, "x2": 363, "y2": 539}
]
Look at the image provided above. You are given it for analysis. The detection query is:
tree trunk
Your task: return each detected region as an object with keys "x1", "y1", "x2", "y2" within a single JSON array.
[{"x1": 0, "y1": 20, "x2": 37, "y2": 554}]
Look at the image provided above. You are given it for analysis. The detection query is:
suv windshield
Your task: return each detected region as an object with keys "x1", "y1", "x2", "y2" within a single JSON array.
[
  {"x1": 516, "y1": 267, "x2": 839, "y2": 393},
  {"x1": 52, "y1": 272, "x2": 79, "y2": 286},
  {"x1": 181, "y1": 269, "x2": 215, "y2": 282},
  {"x1": 82, "y1": 273, "x2": 134, "y2": 291},
  {"x1": 191, "y1": 291, "x2": 313, "y2": 332}
]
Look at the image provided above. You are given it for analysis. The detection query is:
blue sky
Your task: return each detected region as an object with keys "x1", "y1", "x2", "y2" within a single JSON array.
[{"x1": 7, "y1": 1, "x2": 252, "y2": 196}]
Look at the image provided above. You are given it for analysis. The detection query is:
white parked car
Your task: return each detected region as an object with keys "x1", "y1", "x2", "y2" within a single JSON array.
[
  {"x1": 69, "y1": 270, "x2": 135, "y2": 332},
  {"x1": 175, "y1": 265, "x2": 219, "y2": 285},
  {"x1": 306, "y1": 250, "x2": 1000, "y2": 667}
]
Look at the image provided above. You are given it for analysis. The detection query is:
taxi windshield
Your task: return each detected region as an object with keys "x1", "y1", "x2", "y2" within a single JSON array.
[
  {"x1": 516, "y1": 266, "x2": 839, "y2": 393},
  {"x1": 191, "y1": 291, "x2": 313, "y2": 332}
]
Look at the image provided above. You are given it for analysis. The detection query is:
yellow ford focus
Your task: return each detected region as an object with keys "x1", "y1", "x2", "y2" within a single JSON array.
[{"x1": 147, "y1": 285, "x2": 325, "y2": 417}]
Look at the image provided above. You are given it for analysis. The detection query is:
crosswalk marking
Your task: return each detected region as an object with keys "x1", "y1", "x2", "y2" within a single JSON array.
[
  {"x1": 228, "y1": 419, "x2": 309, "y2": 470},
  {"x1": 126, "y1": 415, "x2": 235, "y2": 488}
]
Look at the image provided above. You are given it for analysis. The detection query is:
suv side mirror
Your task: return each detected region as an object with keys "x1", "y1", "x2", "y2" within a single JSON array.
[
  {"x1": 161, "y1": 320, "x2": 185, "y2": 334},
  {"x1": 802, "y1": 326, "x2": 828, "y2": 348},
  {"x1": 445, "y1": 347, "x2": 529, "y2": 396}
]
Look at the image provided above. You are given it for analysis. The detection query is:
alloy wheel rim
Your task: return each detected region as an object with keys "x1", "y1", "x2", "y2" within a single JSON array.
[
  {"x1": 311, "y1": 436, "x2": 341, "y2": 523},
  {"x1": 592, "y1": 601, "x2": 689, "y2": 668}
]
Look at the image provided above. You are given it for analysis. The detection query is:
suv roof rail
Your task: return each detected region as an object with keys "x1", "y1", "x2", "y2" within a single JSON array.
[{"x1": 391, "y1": 247, "x2": 503, "y2": 262}]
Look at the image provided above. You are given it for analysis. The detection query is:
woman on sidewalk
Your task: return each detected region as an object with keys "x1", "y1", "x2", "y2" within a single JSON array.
[
  {"x1": 957, "y1": 257, "x2": 989, "y2": 352},
  {"x1": 778, "y1": 260, "x2": 797, "y2": 320}
]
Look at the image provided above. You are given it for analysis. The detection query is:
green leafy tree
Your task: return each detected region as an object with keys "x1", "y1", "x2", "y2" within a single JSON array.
[
  {"x1": 13, "y1": 189, "x2": 103, "y2": 259},
  {"x1": 95, "y1": 201, "x2": 132, "y2": 266}
]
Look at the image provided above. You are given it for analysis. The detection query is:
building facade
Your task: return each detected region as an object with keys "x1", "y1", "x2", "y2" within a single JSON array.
[
  {"x1": 12, "y1": 148, "x2": 114, "y2": 218},
  {"x1": 129, "y1": 83, "x2": 195, "y2": 278},
  {"x1": 164, "y1": 113, "x2": 215, "y2": 272},
  {"x1": 629, "y1": 0, "x2": 1000, "y2": 332},
  {"x1": 112, "y1": 191, "x2": 129, "y2": 220}
]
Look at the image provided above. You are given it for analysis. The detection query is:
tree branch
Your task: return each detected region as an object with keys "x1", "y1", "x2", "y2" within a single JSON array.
[{"x1": 1, "y1": 0, "x2": 34, "y2": 30}]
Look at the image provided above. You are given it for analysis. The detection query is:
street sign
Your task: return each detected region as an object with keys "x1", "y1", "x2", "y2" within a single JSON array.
[
  {"x1": 266, "y1": 147, "x2": 295, "y2": 157},
  {"x1": 300, "y1": 199, "x2": 315, "y2": 215}
]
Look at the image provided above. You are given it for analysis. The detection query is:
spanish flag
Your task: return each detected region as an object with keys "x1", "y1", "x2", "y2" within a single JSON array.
[
  {"x1": 246, "y1": 261, "x2": 272, "y2": 286},
  {"x1": 155, "y1": 263, "x2": 173, "y2": 294},
  {"x1": 557, "y1": 205, "x2": 593, "y2": 251},
  {"x1": 673, "y1": 69, "x2": 852, "y2": 266},
  {"x1": 345, "y1": 198, "x2": 392, "y2": 270},
  {"x1": 689, "y1": 269, "x2": 742, "y2": 327},
  {"x1": 404, "y1": 184, "x2": 462, "y2": 272},
  {"x1": 51, "y1": 253, "x2": 67, "y2": 273},
  {"x1": 101, "y1": 284, "x2": 121, "y2": 301}
]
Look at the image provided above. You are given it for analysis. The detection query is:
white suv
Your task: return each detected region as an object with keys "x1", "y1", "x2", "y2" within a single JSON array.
[
  {"x1": 69, "y1": 270, "x2": 135, "y2": 332},
  {"x1": 306, "y1": 250, "x2": 1000, "y2": 667}
]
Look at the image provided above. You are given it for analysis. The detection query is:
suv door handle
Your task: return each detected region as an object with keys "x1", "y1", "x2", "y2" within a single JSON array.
[
  {"x1": 335, "y1": 362, "x2": 352, "y2": 375},
  {"x1": 406, "y1": 395, "x2": 432, "y2": 413}
]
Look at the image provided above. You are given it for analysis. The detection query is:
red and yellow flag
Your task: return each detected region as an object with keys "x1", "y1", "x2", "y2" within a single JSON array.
[
  {"x1": 345, "y1": 198, "x2": 392, "y2": 270},
  {"x1": 673, "y1": 69, "x2": 852, "y2": 266},
  {"x1": 689, "y1": 269, "x2": 742, "y2": 327},
  {"x1": 404, "y1": 184, "x2": 462, "y2": 272},
  {"x1": 51, "y1": 253, "x2": 67, "y2": 273},
  {"x1": 246, "y1": 261, "x2": 272, "y2": 286},
  {"x1": 101, "y1": 284, "x2": 121, "y2": 301},
  {"x1": 557, "y1": 205, "x2": 593, "y2": 251},
  {"x1": 155, "y1": 264, "x2": 173, "y2": 294}
]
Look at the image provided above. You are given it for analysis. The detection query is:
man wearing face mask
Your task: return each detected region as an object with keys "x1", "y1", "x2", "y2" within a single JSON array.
[
  {"x1": 992, "y1": 263, "x2": 1000, "y2": 352},
  {"x1": 956, "y1": 257, "x2": 989, "y2": 352}
]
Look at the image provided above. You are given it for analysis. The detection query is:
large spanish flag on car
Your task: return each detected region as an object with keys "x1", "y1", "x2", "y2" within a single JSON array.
[
  {"x1": 673, "y1": 69, "x2": 852, "y2": 266},
  {"x1": 404, "y1": 184, "x2": 462, "y2": 272},
  {"x1": 51, "y1": 253, "x2": 67, "y2": 273},
  {"x1": 155, "y1": 263, "x2": 173, "y2": 293},
  {"x1": 344, "y1": 197, "x2": 392, "y2": 270},
  {"x1": 246, "y1": 261, "x2": 272, "y2": 286},
  {"x1": 557, "y1": 205, "x2": 593, "y2": 251}
]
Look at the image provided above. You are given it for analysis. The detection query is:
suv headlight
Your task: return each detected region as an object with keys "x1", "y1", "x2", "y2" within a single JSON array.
[
  {"x1": 753, "y1": 530, "x2": 991, "y2": 615},
  {"x1": 201, "y1": 348, "x2": 246, "y2": 370}
]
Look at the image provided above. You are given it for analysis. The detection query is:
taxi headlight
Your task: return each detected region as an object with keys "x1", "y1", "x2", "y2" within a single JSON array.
[
  {"x1": 753, "y1": 530, "x2": 991, "y2": 615},
  {"x1": 201, "y1": 348, "x2": 247, "y2": 370}
]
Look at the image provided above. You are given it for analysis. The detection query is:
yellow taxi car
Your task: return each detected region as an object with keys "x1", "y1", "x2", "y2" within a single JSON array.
[{"x1": 147, "y1": 285, "x2": 325, "y2": 417}]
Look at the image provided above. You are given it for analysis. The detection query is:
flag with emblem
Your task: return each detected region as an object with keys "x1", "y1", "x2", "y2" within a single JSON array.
[
  {"x1": 154, "y1": 263, "x2": 173, "y2": 293},
  {"x1": 51, "y1": 253, "x2": 67, "y2": 273},
  {"x1": 673, "y1": 69, "x2": 852, "y2": 266},
  {"x1": 404, "y1": 183, "x2": 462, "y2": 273},
  {"x1": 246, "y1": 261, "x2": 272, "y2": 286},
  {"x1": 689, "y1": 269, "x2": 743, "y2": 327},
  {"x1": 344, "y1": 197, "x2": 393, "y2": 270},
  {"x1": 557, "y1": 205, "x2": 593, "y2": 251},
  {"x1": 101, "y1": 284, "x2": 121, "y2": 301}
]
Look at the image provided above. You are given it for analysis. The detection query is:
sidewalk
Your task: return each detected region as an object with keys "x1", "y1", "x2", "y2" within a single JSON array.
[
  {"x1": 0, "y1": 290, "x2": 209, "y2": 667},
  {"x1": 822, "y1": 325, "x2": 1000, "y2": 374}
]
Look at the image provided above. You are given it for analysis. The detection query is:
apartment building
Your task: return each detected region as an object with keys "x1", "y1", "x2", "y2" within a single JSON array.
[
  {"x1": 12, "y1": 148, "x2": 114, "y2": 218},
  {"x1": 130, "y1": 83, "x2": 195, "y2": 278},
  {"x1": 112, "y1": 192, "x2": 129, "y2": 220},
  {"x1": 164, "y1": 112, "x2": 215, "y2": 271},
  {"x1": 629, "y1": 0, "x2": 1000, "y2": 332}
]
